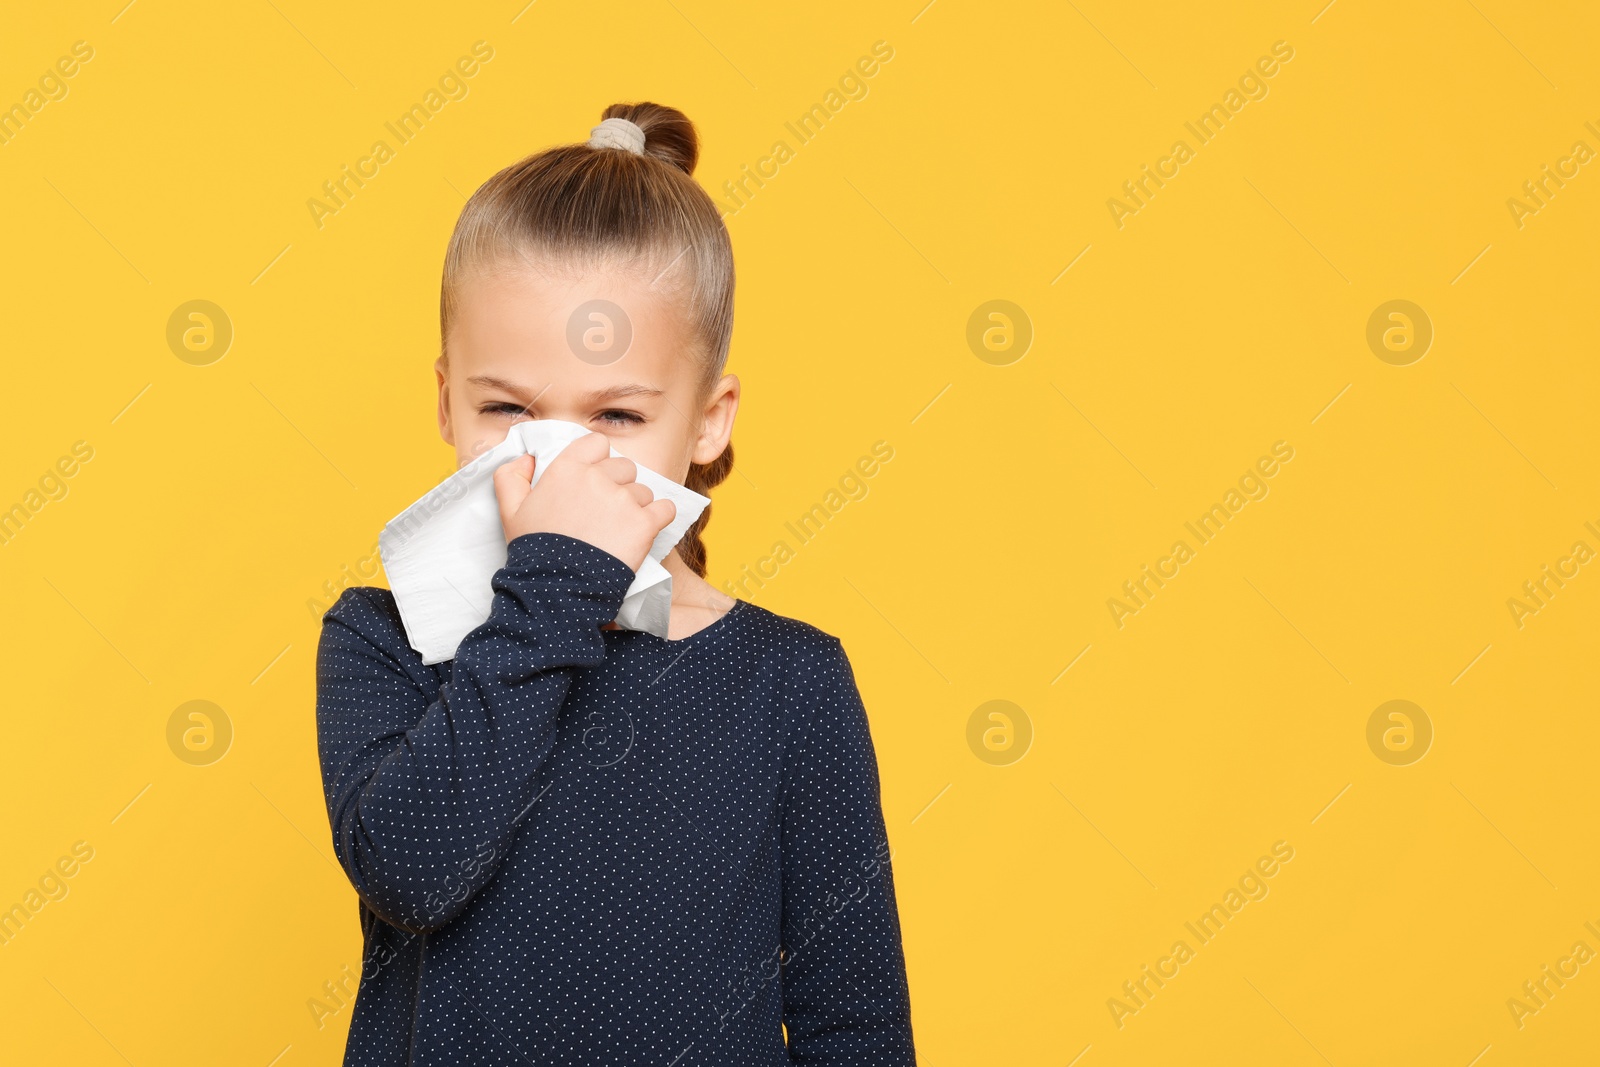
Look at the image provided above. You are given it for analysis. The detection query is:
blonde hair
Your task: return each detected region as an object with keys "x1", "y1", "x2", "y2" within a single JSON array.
[{"x1": 439, "y1": 101, "x2": 735, "y2": 578}]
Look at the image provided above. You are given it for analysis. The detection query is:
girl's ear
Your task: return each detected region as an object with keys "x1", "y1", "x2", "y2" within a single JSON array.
[
  {"x1": 435, "y1": 357, "x2": 455, "y2": 446},
  {"x1": 691, "y1": 373, "x2": 739, "y2": 464}
]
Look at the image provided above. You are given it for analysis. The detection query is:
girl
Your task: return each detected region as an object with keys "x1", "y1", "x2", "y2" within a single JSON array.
[{"x1": 315, "y1": 102, "x2": 916, "y2": 1065}]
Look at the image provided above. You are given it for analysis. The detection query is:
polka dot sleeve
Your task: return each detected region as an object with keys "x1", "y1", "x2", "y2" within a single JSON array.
[
  {"x1": 780, "y1": 636, "x2": 917, "y2": 1063},
  {"x1": 315, "y1": 531, "x2": 635, "y2": 934}
]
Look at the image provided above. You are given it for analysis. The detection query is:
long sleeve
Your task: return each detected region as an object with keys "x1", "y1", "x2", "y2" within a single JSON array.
[
  {"x1": 780, "y1": 636, "x2": 916, "y2": 1064},
  {"x1": 315, "y1": 531, "x2": 634, "y2": 934}
]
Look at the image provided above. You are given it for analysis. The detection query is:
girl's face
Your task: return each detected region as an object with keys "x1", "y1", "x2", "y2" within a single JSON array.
[{"x1": 435, "y1": 262, "x2": 737, "y2": 486}]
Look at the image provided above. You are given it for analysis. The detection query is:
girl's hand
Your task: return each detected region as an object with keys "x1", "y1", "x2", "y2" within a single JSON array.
[{"x1": 492, "y1": 431, "x2": 677, "y2": 573}]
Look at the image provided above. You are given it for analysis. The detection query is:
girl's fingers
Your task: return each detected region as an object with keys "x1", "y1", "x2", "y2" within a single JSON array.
[
  {"x1": 566, "y1": 431, "x2": 612, "y2": 462},
  {"x1": 492, "y1": 454, "x2": 534, "y2": 516},
  {"x1": 593, "y1": 455, "x2": 640, "y2": 485},
  {"x1": 644, "y1": 496, "x2": 677, "y2": 532}
]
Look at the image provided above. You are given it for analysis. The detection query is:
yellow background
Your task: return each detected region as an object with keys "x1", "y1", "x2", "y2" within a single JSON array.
[{"x1": 2, "y1": 0, "x2": 1597, "y2": 1063}]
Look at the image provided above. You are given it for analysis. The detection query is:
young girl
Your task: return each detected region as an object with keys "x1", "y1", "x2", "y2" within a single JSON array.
[{"x1": 315, "y1": 102, "x2": 916, "y2": 1065}]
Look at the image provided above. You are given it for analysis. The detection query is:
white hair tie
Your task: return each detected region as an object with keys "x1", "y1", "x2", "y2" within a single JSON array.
[{"x1": 589, "y1": 117, "x2": 646, "y2": 155}]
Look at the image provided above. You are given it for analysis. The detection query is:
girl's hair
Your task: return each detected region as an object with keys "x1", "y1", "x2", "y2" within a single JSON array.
[{"x1": 439, "y1": 101, "x2": 735, "y2": 578}]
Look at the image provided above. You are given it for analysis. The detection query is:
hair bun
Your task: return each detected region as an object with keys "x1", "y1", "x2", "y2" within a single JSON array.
[{"x1": 598, "y1": 101, "x2": 699, "y2": 175}]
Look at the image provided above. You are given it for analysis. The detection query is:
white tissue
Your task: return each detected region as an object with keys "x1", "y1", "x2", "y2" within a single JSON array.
[{"x1": 378, "y1": 419, "x2": 712, "y2": 664}]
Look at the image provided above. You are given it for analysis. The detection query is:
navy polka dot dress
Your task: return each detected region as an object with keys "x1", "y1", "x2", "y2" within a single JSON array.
[{"x1": 315, "y1": 532, "x2": 916, "y2": 1065}]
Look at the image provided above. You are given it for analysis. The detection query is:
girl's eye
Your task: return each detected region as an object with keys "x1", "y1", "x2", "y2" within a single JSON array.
[{"x1": 477, "y1": 402, "x2": 643, "y2": 426}]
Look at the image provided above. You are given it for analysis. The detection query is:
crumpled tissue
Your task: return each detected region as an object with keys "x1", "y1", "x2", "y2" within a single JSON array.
[{"x1": 378, "y1": 419, "x2": 711, "y2": 664}]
